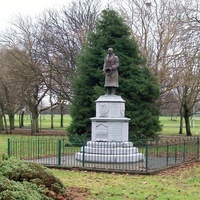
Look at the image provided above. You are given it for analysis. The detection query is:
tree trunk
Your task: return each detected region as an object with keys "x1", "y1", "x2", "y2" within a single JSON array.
[
  {"x1": 179, "y1": 106, "x2": 183, "y2": 134},
  {"x1": 3, "y1": 114, "x2": 8, "y2": 134},
  {"x1": 183, "y1": 104, "x2": 192, "y2": 136},
  {"x1": 50, "y1": 108, "x2": 54, "y2": 129},
  {"x1": 0, "y1": 112, "x2": 4, "y2": 131},
  {"x1": 60, "y1": 102, "x2": 64, "y2": 128},
  {"x1": 179, "y1": 116, "x2": 183, "y2": 134},
  {"x1": 184, "y1": 115, "x2": 192, "y2": 136},
  {"x1": 19, "y1": 110, "x2": 25, "y2": 128},
  {"x1": 9, "y1": 114, "x2": 15, "y2": 130},
  {"x1": 1, "y1": 104, "x2": 8, "y2": 134},
  {"x1": 50, "y1": 92, "x2": 54, "y2": 129},
  {"x1": 0, "y1": 106, "x2": 4, "y2": 132},
  {"x1": 31, "y1": 109, "x2": 39, "y2": 134}
]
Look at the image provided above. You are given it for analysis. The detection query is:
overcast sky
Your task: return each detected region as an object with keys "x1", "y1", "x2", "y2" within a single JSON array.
[
  {"x1": 0, "y1": 0, "x2": 111, "y2": 32},
  {"x1": 0, "y1": 0, "x2": 71, "y2": 31}
]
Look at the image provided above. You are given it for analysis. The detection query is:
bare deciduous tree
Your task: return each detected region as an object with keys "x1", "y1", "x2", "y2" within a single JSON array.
[
  {"x1": 37, "y1": 0, "x2": 101, "y2": 127},
  {"x1": 0, "y1": 16, "x2": 48, "y2": 134},
  {"x1": 0, "y1": 48, "x2": 25, "y2": 133},
  {"x1": 116, "y1": 0, "x2": 200, "y2": 135},
  {"x1": 38, "y1": 0, "x2": 101, "y2": 101}
]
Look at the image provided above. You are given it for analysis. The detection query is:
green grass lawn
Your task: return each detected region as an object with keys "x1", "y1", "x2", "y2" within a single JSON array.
[
  {"x1": 52, "y1": 163, "x2": 200, "y2": 200},
  {"x1": 159, "y1": 116, "x2": 200, "y2": 136},
  {"x1": 3, "y1": 114, "x2": 200, "y2": 135},
  {"x1": 0, "y1": 135, "x2": 20, "y2": 156},
  {"x1": 10, "y1": 114, "x2": 72, "y2": 130}
]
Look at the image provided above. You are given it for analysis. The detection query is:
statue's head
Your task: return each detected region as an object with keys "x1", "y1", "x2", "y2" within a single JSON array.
[{"x1": 108, "y1": 48, "x2": 113, "y2": 55}]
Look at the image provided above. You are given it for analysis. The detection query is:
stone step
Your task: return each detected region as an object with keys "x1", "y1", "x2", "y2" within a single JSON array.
[
  {"x1": 75, "y1": 152, "x2": 144, "y2": 163},
  {"x1": 81, "y1": 146, "x2": 139, "y2": 155},
  {"x1": 87, "y1": 141, "x2": 133, "y2": 148}
]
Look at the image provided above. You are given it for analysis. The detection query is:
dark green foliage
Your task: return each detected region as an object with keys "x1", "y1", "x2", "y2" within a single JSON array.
[
  {"x1": 67, "y1": 39, "x2": 105, "y2": 136},
  {"x1": 68, "y1": 9, "x2": 161, "y2": 138},
  {"x1": 0, "y1": 176, "x2": 48, "y2": 200},
  {"x1": 119, "y1": 66, "x2": 162, "y2": 138},
  {"x1": 0, "y1": 158, "x2": 66, "y2": 199},
  {"x1": 66, "y1": 133, "x2": 90, "y2": 147}
]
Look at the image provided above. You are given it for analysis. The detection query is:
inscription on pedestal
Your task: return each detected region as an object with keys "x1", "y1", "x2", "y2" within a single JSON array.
[
  {"x1": 109, "y1": 123, "x2": 122, "y2": 141},
  {"x1": 96, "y1": 123, "x2": 108, "y2": 141}
]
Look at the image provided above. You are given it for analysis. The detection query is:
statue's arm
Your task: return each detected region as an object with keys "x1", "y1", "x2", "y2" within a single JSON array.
[
  {"x1": 103, "y1": 57, "x2": 107, "y2": 71},
  {"x1": 112, "y1": 56, "x2": 119, "y2": 70}
]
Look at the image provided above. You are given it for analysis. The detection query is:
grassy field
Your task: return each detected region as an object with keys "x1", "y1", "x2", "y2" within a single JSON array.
[
  {"x1": 3, "y1": 114, "x2": 200, "y2": 135},
  {"x1": 51, "y1": 163, "x2": 200, "y2": 200},
  {"x1": 159, "y1": 116, "x2": 200, "y2": 135},
  {"x1": 10, "y1": 114, "x2": 72, "y2": 130},
  {"x1": 0, "y1": 135, "x2": 23, "y2": 156}
]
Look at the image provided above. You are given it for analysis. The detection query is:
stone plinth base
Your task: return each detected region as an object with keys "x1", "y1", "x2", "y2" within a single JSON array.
[
  {"x1": 91, "y1": 95, "x2": 130, "y2": 142},
  {"x1": 91, "y1": 117, "x2": 130, "y2": 141},
  {"x1": 75, "y1": 141, "x2": 144, "y2": 163}
]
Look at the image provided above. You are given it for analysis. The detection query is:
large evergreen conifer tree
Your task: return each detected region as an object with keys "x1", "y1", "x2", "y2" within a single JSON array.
[{"x1": 68, "y1": 9, "x2": 161, "y2": 138}]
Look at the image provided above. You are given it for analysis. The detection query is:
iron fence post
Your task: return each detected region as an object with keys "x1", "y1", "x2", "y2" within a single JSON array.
[
  {"x1": 156, "y1": 141, "x2": 159, "y2": 157},
  {"x1": 197, "y1": 138, "x2": 199, "y2": 160},
  {"x1": 145, "y1": 143, "x2": 148, "y2": 173},
  {"x1": 62, "y1": 138, "x2": 65, "y2": 155},
  {"x1": 8, "y1": 138, "x2": 11, "y2": 158},
  {"x1": 82, "y1": 142, "x2": 85, "y2": 167},
  {"x1": 37, "y1": 138, "x2": 40, "y2": 159},
  {"x1": 58, "y1": 140, "x2": 62, "y2": 165},
  {"x1": 174, "y1": 144, "x2": 177, "y2": 164},
  {"x1": 166, "y1": 143, "x2": 169, "y2": 166},
  {"x1": 183, "y1": 141, "x2": 186, "y2": 162}
]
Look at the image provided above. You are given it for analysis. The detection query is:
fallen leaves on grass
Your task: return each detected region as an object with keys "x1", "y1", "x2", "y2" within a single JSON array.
[
  {"x1": 65, "y1": 186, "x2": 91, "y2": 200},
  {"x1": 157, "y1": 161, "x2": 200, "y2": 176}
]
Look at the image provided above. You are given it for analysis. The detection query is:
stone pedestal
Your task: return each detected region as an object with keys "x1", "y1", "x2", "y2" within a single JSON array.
[
  {"x1": 90, "y1": 119, "x2": 129, "y2": 142},
  {"x1": 91, "y1": 95, "x2": 130, "y2": 142},
  {"x1": 75, "y1": 95, "x2": 144, "y2": 163}
]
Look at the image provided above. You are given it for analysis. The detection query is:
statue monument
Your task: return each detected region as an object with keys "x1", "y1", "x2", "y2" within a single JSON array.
[
  {"x1": 75, "y1": 48, "x2": 144, "y2": 163},
  {"x1": 103, "y1": 48, "x2": 119, "y2": 95}
]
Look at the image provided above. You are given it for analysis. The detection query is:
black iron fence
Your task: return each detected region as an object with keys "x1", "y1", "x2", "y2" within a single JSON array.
[{"x1": 7, "y1": 136, "x2": 200, "y2": 174}]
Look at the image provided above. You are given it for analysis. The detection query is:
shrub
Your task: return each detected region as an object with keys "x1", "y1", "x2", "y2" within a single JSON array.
[
  {"x1": 0, "y1": 176, "x2": 48, "y2": 200},
  {"x1": 67, "y1": 133, "x2": 89, "y2": 146},
  {"x1": 0, "y1": 158, "x2": 66, "y2": 199}
]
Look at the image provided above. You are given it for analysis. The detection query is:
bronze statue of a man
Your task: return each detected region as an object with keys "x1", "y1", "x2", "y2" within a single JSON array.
[{"x1": 103, "y1": 48, "x2": 119, "y2": 95}]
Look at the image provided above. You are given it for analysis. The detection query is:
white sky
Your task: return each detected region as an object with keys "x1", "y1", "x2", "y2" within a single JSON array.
[
  {"x1": 0, "y1": 0, "x2": 71, "y2": 31},
  {"x1": 0, "y1": 0, "x2": 111, "y2": 32}
]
